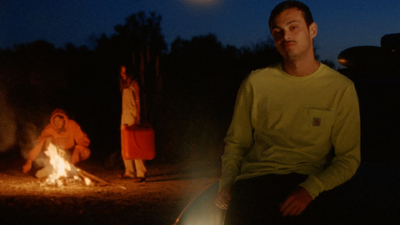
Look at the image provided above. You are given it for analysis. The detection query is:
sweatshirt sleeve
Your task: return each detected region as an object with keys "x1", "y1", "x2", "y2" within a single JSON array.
[
  {"x1": 299, "y1": 84, "x2": 361, "y2": 199},
  {"x1": 219, "y1": 80, "x2": 254, "y2": 191},
  {"x1": 71, "y1": 121, "x2": 90, "y2": 148},
  {"x1": 27, "y1": 139, "x2": 46, "y2": 161},
  {"x1": 27, "y1": 125, "x2": 54, "y2": 161}
]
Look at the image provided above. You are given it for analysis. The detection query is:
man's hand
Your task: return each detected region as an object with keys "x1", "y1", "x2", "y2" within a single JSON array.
[
  {"x1": 280, "y1": 186, "x2": 313, "y2": 217},
  {"x1": 22, "y1": 160, "x2": 32, "y2": 174},
  {"x1": 215, "y1": 187, "x2": 231, "y2": 210}
]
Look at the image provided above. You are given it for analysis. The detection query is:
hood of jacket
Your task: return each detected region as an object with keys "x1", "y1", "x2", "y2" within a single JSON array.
[{"x1": 50, "y1": 108, "x2": 69, "y2": 132}]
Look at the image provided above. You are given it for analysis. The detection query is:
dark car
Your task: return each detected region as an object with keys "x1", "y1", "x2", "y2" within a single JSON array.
[{"x1": 174, "y1": 181, "x2": 225, "y2": 225}]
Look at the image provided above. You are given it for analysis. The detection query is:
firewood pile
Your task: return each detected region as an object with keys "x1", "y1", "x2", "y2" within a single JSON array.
[
  {"x1": 40, "y1": 143, "x2": 111, "y2": 188},
  {"x1": 41, "y1": 166, "x2": 109, "y2": 188}
]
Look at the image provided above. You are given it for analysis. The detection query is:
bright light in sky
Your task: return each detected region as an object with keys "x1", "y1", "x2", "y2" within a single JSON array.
[{"x1": 180, "y1": 0, "x2": 223, "y2": 7}]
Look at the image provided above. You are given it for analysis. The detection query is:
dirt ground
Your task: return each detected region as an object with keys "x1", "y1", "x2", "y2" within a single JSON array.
[
  {"x1": 3, "y1": 150, "x2": 400, "y2": 225},
  {"x1": 0, "y1": 152, "x2": 221, "y2": 225}
]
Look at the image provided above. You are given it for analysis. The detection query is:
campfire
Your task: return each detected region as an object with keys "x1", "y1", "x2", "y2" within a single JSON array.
[{"x1": 42, "y1": 143, "x2": 108, "y2": 187}]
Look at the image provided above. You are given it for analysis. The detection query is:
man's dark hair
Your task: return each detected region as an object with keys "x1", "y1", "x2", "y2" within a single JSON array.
[{"x1": 268, "y1": 1, "x2": 314, "y2": 28}]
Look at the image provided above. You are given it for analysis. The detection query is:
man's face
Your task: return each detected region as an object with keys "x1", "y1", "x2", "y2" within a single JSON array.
[
  {"x1": 53, "y1": 117, "x2": 65, "y2": 130},
  {"x1": 270, "y1": 8, "x2": 317, "y2": 61}
]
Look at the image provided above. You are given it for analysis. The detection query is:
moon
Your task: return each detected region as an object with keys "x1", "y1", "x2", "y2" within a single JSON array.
[{"x1": 180, "y1": 0, "x2": 222, "y2": 7}]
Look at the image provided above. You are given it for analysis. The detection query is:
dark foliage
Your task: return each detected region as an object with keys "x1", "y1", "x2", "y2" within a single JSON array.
[{"x1": 3, "y1": 10, "x2": 385, "y2": 166}]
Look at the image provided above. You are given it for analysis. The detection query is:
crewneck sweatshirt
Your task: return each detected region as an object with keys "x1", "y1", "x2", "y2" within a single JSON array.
[{"x1": 220, "y1": 63, "x2": 361, "y2": 199}]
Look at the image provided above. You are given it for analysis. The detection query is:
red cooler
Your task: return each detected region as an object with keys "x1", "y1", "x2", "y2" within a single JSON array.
[{"x1": 122, "y1": 124, "x2": 155, "y2": 160}]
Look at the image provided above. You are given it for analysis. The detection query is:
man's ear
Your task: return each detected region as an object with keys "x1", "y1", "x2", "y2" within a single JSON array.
[{"x1": 309, "y1": 22, "x2": 317, "y2": 38}]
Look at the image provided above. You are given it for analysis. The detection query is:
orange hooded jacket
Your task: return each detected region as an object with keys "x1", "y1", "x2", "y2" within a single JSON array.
[{"x1": 27, "y1": 109, "x2": 90, "y2": 161}]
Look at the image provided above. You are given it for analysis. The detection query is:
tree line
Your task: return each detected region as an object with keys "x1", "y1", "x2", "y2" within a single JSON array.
[{"x1": 0, "y1": 11, "x2": 335, "y2": 163}]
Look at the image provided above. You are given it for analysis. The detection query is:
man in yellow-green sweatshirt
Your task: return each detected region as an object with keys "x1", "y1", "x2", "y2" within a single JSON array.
[{"x1": 215, "y1": 1, "x2": 361, "y2": 224}]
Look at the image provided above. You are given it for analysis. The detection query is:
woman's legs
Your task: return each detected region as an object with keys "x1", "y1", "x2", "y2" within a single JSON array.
[
  {"x1": 122, "y1": 158, "x2": 136, "y2": 178},
  {"x1": 134, "y1": 159, "x2": 146, "y2": 178}
]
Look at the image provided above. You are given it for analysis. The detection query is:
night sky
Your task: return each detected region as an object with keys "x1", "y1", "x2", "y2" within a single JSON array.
[{"x1": 1, "y1": 0, "x2": 400, "y2": 68}]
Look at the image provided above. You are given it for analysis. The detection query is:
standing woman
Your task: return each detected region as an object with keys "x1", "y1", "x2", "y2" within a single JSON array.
[{"x1": 119, "y1": 65, "x2": 147, "y2": 182}]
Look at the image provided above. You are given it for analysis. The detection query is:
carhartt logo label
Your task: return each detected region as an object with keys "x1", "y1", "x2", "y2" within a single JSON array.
[{"x1": 313, "y1": 117, "x2": 321, "y2": 127}]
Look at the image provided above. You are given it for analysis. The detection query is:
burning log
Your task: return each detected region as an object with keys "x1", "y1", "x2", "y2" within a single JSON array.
[
  {"x1": 75, "y1": 167, "x2": 109, "y2": 186},
  {"x1": 74, "y1": 168, "x2": 127, "y2": 190}
]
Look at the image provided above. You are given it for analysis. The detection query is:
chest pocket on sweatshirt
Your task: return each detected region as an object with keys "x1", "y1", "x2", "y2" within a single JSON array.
[{"x1": 299, "y1": 108, "x2": 334, "y2": 142}]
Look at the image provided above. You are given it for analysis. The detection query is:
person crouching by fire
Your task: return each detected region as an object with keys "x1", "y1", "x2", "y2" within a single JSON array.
[{"x1": 22, "y1": 108, "x2": 91, "y2": 178}]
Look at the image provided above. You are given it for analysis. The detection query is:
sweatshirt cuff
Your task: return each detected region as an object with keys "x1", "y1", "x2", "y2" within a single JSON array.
[
  {"x1": 218, "y1": 178, "x2": 235, "y2": 192},
  {"x1": 298, "y1": 175, "x2": 324, "y2": 199}
]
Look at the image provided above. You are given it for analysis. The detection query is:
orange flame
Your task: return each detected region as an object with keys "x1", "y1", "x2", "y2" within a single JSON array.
[{"x1": 43, "y1": 143, "x2": 91, "y2": 186}]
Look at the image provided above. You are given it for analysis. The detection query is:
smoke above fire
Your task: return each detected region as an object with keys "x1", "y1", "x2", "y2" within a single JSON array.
[
  {"x1": 0, "y1": 84, "x2": 48, "y2": 159},
  {"x1": 0, "y1": 88, "x2": 17, "y2": 152}
]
